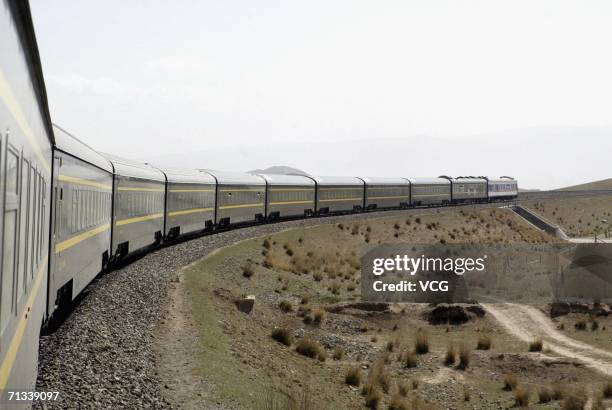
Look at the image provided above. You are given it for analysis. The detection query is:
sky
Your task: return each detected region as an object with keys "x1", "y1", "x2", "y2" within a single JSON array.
[{"x1": 30, "y1": 0, "x2": 612, "y2": 188}]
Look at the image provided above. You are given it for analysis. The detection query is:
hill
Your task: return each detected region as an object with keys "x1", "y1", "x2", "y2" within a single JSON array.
[
  {"x1": 247, "y1": 165, "x2": 309, "y2": 176},
  {"x1": 557, "y1": 178, "x2": 612, "y2": 191}
]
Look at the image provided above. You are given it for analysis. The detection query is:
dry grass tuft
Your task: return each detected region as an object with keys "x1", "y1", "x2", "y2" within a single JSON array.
[
  {"x1": 514, "y1": 387, "x2": 530, "y2": 407},
  {"x1": 404, "y1": 350, "x2": 417, "y2": 368},
  {"x1": 295, "y1": 338, "x2": 326, "y2": 361},
  {"x1": 364, "y1": 387, "x2": 382, "y2": 409},
  {"x1": 444, "y1": 344, "x2": 456, "y2": 366},
  {"x1": 345, "y1": 366, "x2": 361, "y2": 386},
  {"x1": 574, "y1": 319, "x2": 587, "y2": 331},
  {"x1": 312, "y1": 309, "x2": 326, "y2": 325},
  {"x1": 332, "y1": 347, "x2": 344, "y2": 361},
  {"x1": 388, "y1": 395, "x2": 410, "y2": 410},
  {"x1": 415, "y1": 330, "x2": 429, "y2": 355},
  {"x1": 603, "y1": 379, "x2": 612, "y2": 398},
  {"x1": 279, "y1": 300, "x2": 293, "y2": 313},
  {"x1": 503, "y1": 374, "x2": 518, "y2": 391},
  {"x1": 271, "y1": 328, "x2": 293, "y2": 346},
  {"x1": 476, "y1": 334, "x2": 492, "y2": 350},
  {"x1": 242, "y1": 262, "x2": 255, "y2": 278},
  {"x1": 562, "y1": 388, "x2": 587, "y2": 410},
  {"x1": 457, "y1": 343, "x2": 471, "y2": 370},
  {"x1": 529, "y1": 336, "x2": 543, "y2": 352},
  {"x1": 551, "y1": 384, "x2": 565, "y2": 400},
  {"x1": 537, "y1": 386, "x2": 553, "y2": 403}
]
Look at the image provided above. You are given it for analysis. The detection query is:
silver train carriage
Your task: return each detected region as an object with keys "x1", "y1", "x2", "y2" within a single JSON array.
[
  {"x1": 49, "y1": 126, "x2": 112, "y2": 316},
  {"x1": 311, "y1": 176, "x2": 365, "y2": 214},
  {"x1": 443, "y1": 176, "x2": 488, "y2": 204},
  {"x1": 205, "y1": 170, "x2": 265, "y2": 226},
  {"x1": 361, "y1": 177, "x2": 411, "y2": 210},
  {"x1": 103, "y1": 154, "x2": 165, "y2": 259},
  {"x1": 258, "y1": 173, "x2": 315, "y2": 219},
  {"x1": 487, "y1": 176, "x2": 518, "y2": 200},
  {"x1": 158, "y1": 167, "x2": 216, "y2": 238},
  {"x1": 0, "y1": 0, "x2": 54, "y2": 401},
  {"x1": 405, "y1": 178, "x2": 451, "y2": 206}
]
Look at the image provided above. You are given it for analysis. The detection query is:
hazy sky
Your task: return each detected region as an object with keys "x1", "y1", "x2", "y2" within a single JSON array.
[{"x1": 31, "y1": 1, "x2": 612, "y2": 184}]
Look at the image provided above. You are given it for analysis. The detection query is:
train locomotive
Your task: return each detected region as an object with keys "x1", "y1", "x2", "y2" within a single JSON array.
[{"x1": 0, "y1": 1, "x2": 519, "y2": 405}]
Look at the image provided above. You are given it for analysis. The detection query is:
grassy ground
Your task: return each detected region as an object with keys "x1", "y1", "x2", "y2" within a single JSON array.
[
  {"x1": 181, "y1": 208, "x2": 610, "y2": 409},
  {"x1": 528, "y1": 194, "x2": 612, "y2": 237}
]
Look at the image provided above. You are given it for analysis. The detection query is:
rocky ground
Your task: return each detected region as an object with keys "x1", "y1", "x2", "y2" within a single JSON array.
[{"x1": 34, "y1": 205, "x2": 498, "y2": 409}]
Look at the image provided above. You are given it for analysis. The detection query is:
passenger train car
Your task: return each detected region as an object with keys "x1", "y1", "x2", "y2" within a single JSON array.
[
  {"x1": 0, "y1": 0, "x2": 519, "y2": 403},
  {"x1": 0, "y1": 0, "x2": 54, "y2": 401}
]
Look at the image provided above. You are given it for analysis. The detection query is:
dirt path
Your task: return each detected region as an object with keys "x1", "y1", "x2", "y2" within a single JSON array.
[{"x1": 483, "y1": 303, "x2": 612, "y2": 376}]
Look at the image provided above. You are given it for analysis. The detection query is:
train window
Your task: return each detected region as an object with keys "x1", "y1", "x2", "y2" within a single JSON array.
[
  {"x1": 2, "y1": 149, "x2": 20, "y2": 332},
  {"x1": 20, "y1": 160, "x2": 30, "y2": 292}
]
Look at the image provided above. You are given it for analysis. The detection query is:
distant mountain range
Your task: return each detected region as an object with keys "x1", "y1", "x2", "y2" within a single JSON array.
[{"x1": 144, "y1": 126, "x2": 612, "y2": 190}]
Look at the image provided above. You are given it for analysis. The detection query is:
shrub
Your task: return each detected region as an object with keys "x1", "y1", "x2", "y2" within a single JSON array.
[
  {"x1": 463, "y1": 386, "x2": 471, "y2": 402},
  {"x1": 411, "y1": 378, "x2": 419, "y2": 389},
  {"x1": 514, "y1": 387, "x2": 529, "y2": 407},
  {"x1": 562, "y1": 388, "x2": 587, "y2": 410},
  {"x1": 476, "y1": 335, "x2": 492, "y2": 350},
  {"x1": 367, "y1": 362, "x2": 392, "y2": 394},
  {"x1": 364, "y1": 388, "x2": 382, "y2": 409},
  {"x1": 552, "y1": 384, "x2": 565, "y2": 400},
  {"x1": 296, "y1": 338, "x2": 326, "y2": 361},
  {"x1": 386, "y1": 340, "x2": 395, "y2": 352},
  {"x1": 300, "y1": 295, "x2": 309, "y2": 305},
  {"x1": 313, "y1": 272, "x2": 323, "y2": 281},
  {"x1": 330, "y1": 282, "x2": 340, "y2": 295},
  {"x1": 603, "y1": 380, "x2": 612, "y2": 398},
  {"x1": 279, "y1": 300, "x2": 293, "y2": 313},
  {"x1": 458, "y1": 344, "x2": 471, "y2": 370},
  {"x1": 398, "y1": 383, "x2": 409, "y2": 397},
  {"x1": 503, "y1": 374, "x2": 518, "y2": 391},
  {"x1": 538, "y1": 386, "x2": 553, "y2": 403},
  {"x1": 345, "y1": 366, "x2": 361, "y2": 386},
  {"x1": 591, "y1": 320, "x2": 599, "y2": 331},
  {"x1": 529, "y1": 337, "x2": 543, "y2": 352},
  {"x1": 313, "y1": 309, "x2": 326, "y2": 325},
  {"x1": 388, "y1": 395, "x2": 409, "y2": 410},
  {"x1": 242, "y1": 262, "x2": 255, "y2": 278},
  {"x1": 444, "y1": 344, "x2": 456, "y2": 366},
  {"x1": 271, "y1": 328, "x2": 293, "y2": 346},
  {"x1": 262, "y1": 238, "x2": 271, "y2": 249},
  {"x1": 575, "y1": 320, "x2": 587, "y2": 330},
  {"x1": 332, "y1": 347, "x2": 344, "y2": 361},
  {"x1": 405, "y1": 350, "x2": 417, "y2": 368},
  {"x1": 415, "y1": 330, "x2": 429, "y2": 355}
]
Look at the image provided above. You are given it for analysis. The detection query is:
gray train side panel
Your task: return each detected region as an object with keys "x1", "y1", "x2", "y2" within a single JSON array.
[
  {"x1": 112, "y1": 176, "x2": 165, "y2": 255},
  {"x1": 0, "y1": 0, "x2": 54, "y2": 400},
  {"x1": 316, "y1": 185, "x2": 364, "y2": 212},
  {"x1": 49, "y1": 151, "x2": 112, "y2": 313},
  {"x1": 410, "y1": 183, "x2": 451, "y2": 205},
  {"x1": 216, "y1": 184, "x2": 265, "y2": 224},
  {"x1": 266, "y1": 185, "x2": 315, "y2": 218},
  {"x1": 165, "y1": 182, "x2": 215, "y2": 235},
  {"x1": 365, "y1": 185, "x2": 411, "y2": 209}
]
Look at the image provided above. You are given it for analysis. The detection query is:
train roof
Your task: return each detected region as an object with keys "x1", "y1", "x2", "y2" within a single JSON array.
[
  {"x1": 359, "y1": 176, "x2": 410, "y2": 186},
  {"x1": 452, "y1": 177, "x2": 487, "y2": 184},
  {"x1": 102, "y1": 153, "x2": 166, "y2": 182},
  {"x1": 488, "y1": 177, "x2": 517, "y2": 184},
  {"x1": 8, "y1": 1, "x2": 54, "y2": 145},
  {"x1": 256, "y1": 173, "x2": 315, "y2": 186},
  {"x1": 53, "y1": 125, "x2": 113, "y2": 173},
  {"x1": 309, "y1": 176, "x2": 364, "y2": 186},
  {"x1": 202, "y1": 170, "x2": 265, "y2": 186},
  {"x1": 156, "y1": 167, "x2": 216, "y2": 184},
  {"x1": 404, "y1": 177, "x2": 450, "y2": 185}
]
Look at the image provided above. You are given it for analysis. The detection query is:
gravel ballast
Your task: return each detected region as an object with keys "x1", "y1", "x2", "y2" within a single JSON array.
[{"x1": 34, "y1": 205, "x2": 500, "y2": 408}]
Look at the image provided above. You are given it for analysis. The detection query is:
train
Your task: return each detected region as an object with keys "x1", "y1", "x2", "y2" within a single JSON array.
[{"x1": 0, "y1": 1, "x2": 518, "y2": 406}]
